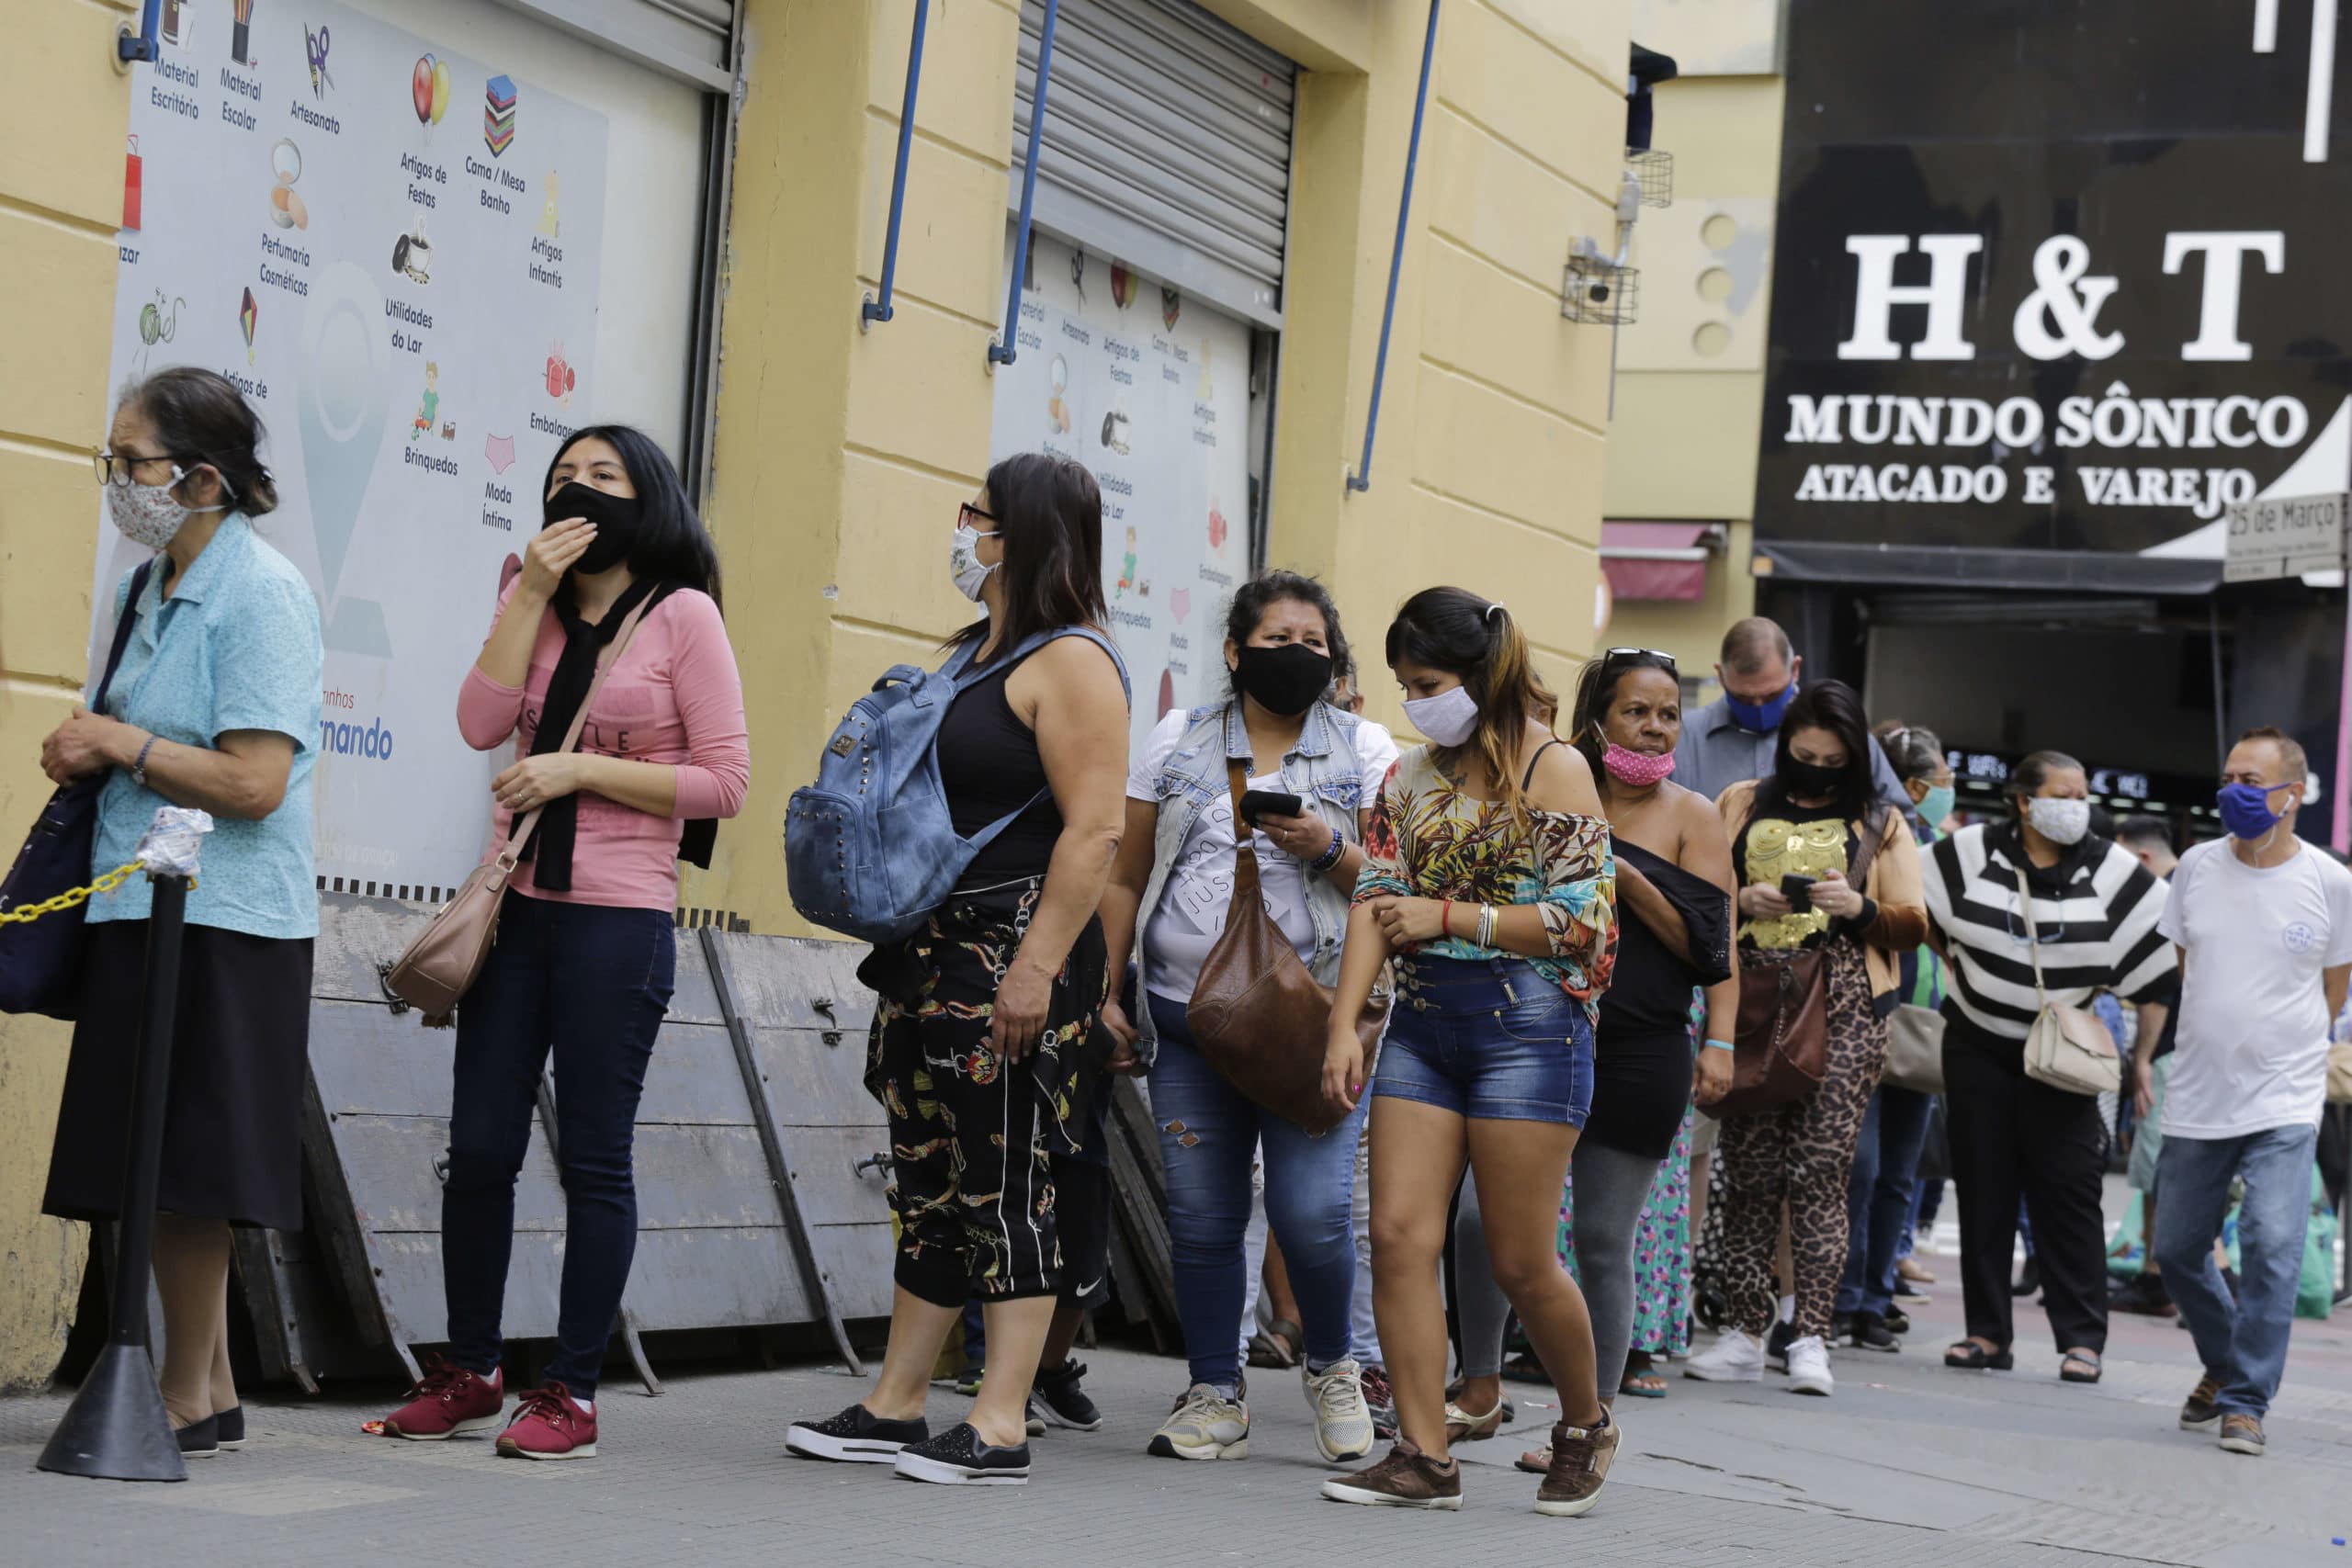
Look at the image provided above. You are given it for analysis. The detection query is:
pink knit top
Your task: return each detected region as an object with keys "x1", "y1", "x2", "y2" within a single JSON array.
[{"x1": 458, "y1": 581, "x2": 750, "y2": 910}]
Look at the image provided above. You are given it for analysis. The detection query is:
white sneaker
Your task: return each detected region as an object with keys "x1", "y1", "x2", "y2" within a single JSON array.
[
  {"x1": 1683, "y1": 1329, "x2": 1767, "y2": 1383},
  {"x1": 1147, "y1": 1385, "x2": 1250, "y2": 1461},
  {"x1": 1303, "y1": 1358, "x2": 1377, "y2": 1462},
  {"x1": 1786, "y1": 1336, "x2": 1835, "y2": 1396}
]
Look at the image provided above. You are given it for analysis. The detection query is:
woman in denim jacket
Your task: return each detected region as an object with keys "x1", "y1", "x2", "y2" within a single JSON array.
[{"x1": 1097, "y1": 572, "x2": 1397, "y2": 1467}]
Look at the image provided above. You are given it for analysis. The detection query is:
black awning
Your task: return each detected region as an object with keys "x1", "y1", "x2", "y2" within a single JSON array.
[{"x1": 1751, "y1": 540, "x2": 2223, "y2": 596}]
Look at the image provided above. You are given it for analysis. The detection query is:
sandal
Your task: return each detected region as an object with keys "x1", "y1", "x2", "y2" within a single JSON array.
[
  {"x1": 1514, "y1": 1442, "x2": 1552, "y2": 1475},
  {"x1": 1619, "y1": 1354, "x2": 1669, "y2": 1399},
  {"x1": 1944, "y1": 1339, "x2": 2015, "y2": 1371},
  {"x1": 2060, "y1": 1348, "x2": 2103, "y2": 1384},
  {"x1": 1444, "y1": 1398, "x2": 1509, "y2": 1442},
  {"x1": 1245, "y1": 1318, "x2": 1303, "y2": 1370}
]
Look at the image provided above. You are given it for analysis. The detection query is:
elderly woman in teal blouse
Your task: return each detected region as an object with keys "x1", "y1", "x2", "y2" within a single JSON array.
[{"x1": 38, "y1": 367, "x2": 322, "y2": 1461}]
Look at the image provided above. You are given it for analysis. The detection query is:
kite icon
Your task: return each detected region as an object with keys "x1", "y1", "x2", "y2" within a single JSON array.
[{"x1": 484, "y1": 432, "x2": 517, "y2": 475}]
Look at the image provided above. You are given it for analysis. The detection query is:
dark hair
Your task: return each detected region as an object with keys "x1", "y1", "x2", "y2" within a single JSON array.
[
  {"x1": 1225, "y1": 570, "x2": 1351, "y2": 697},
  {"x1": 1757, "y1": 680, "x2": 1874, "y2": 821},
  {"x1": 2237, "y1": 724, "x2": 2309, "y2": 784},
  {"x1": 2008, "y1": 750, "x2": 2084, "y2": 819},
  {"x1": 2116, "y1": 814, "x2": 2173, "y2": 852},
  {"x1": 949, "y1": 451, "x2": 1106, "y2": 652},
  {"x1": 545, "y1": 424, "x2": 723, "y2": 607},
  {"x1": 119, "y1": 367, "x2": 278, "y2": 515},
  {"x1": 1720, "y1": 615, "x2": 1792, "y2": 676},
  {"x1": 1569, "y1": 649, "x2": 1680, "y2": 782},
  {"x1": 1878, "y1": 722, "x2": 1945, "y2": 784},
  {"x1": 1385, "y1": 587, "x2": 1556, "y2": 815}
]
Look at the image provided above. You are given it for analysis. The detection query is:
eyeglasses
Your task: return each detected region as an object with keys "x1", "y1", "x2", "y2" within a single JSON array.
[
  {"x1": 957, "y1": 502, "x2": 999, "y2": 532},
  {"x1": 1603, "y1": 647, "x2": 1679, "y2": 675},
  {"x1": 94, "y1": 450, "x2": 186, "y2": 488}
]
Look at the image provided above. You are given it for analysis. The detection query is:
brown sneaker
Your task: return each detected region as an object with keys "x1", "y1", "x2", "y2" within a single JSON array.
[
  {"x1": 2219, "y1": 1414, "x2": 2266, "y2": 1456},
  {"x1": 2179, "y1": 1376, "x2": 2223, "y2": 1432},
  {"x1": 1320, "y1": 1438, "x2": 1464, "y2": 1510},
  {"x1": 1534, "y1": 1413, "x2": 1619, "y2": 1517}
]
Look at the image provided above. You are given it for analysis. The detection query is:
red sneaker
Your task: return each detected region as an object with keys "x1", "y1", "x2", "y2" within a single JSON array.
[
  {"x1": 381, "y1": 1357, "x2": 504, "y2": 1440},
  {"x1": 497, "y1": 1383, "x2": 598, "y2": 1461}
]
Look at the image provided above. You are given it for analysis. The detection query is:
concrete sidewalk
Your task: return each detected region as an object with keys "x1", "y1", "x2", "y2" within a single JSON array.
[{"x1": 3, "y1": 1251, "x2": 2348, "y2": 1566}]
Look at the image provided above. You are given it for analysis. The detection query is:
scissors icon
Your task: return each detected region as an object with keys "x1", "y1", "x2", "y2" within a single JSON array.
[{"x1": 306, "y1": 25, "x2": 334, "y2": 97}]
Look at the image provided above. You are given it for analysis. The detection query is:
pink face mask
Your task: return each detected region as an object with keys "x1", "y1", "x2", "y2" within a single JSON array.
[{"x1": 1601, "y1": 743, "x2": 1676, "y2": 787}]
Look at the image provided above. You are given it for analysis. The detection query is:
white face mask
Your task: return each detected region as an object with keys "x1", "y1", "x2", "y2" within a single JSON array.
[
  {"x1": 106, "y1": 463, "x2": 229, "y2": 550},
  {"x1": 949, "y1": 523, "x2": 999, "y2": 603},
  {"x1": 2026, "y1": 795, "x2": 2091, "y2": 847},
  {"x1": 1404, "y1": 683, "x2": 1480, "y2": 748}
]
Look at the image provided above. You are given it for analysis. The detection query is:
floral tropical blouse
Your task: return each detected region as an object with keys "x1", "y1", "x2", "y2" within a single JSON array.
[{"x1": 1352, "y1": 746, "x2": 1618, "y2": 1018}]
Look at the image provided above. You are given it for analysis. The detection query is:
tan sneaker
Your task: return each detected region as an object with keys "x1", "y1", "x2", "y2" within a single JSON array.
[
  {"x1": 1147, "y1": 1385, "x2": 1250, "y2": 1461},
  {"x1": 1534, "y1": 1414, "x2": 1619, "y2": 1517},
  {"x1": 1320, "y1": 1439, "x2": 1464, "y2": 1509},
  {"x1": 2219, "y1": 1414, "x2": 2267, "y2": 1457}
]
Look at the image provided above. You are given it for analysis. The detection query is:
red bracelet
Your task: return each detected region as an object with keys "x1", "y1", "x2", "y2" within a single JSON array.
[{"x1": 1442, "y1": 899, "x2": 1453, "y2": 938}]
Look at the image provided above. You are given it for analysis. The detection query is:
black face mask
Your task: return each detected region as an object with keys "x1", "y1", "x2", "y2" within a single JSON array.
[
  {"x1": 1781, "y1": 758, "x2": 1845, "y2": 800},
  {"x1": 543, "y1": 480, "x2": 644, "y2": 577},
  {"x1": 1232, "y1": 643, "x2": 1333, "y2": 717}
]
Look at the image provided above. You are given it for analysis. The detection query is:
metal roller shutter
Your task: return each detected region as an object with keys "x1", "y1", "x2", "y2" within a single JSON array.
[
  {"x1": 487, "y1": 0, "x2": 737, "y2": 88},
  {"x1": 1013, "y1": 0, "x2": 1296, "y2": 328}
]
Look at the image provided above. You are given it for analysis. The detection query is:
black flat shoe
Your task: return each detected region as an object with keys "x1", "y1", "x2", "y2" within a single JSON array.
[
  {"x1": 217, "y1": 1405, "x2": 246, "y2": 1450},
  {"x1": 1944, "y1": 1341, "x2": 2014, "y2": 1371},
  {"x1": 175, "y1": 1415, "x2": 221, "y2": 1458}
]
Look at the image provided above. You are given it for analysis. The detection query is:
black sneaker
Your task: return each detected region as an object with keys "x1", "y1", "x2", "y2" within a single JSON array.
[
  {"x1": 1849, "y1": 1312, "x2": 1901, "y2": 1353},
  {"x1": 1766, "y1": 1318, "x2": 1794, "y2": 1372},
  {"x1": 1031, "y1": 1359, "x2": 1102, "y2": 1431},
  {"x1": 893, "y1": 1422, "x2": 1032, "y2": 1485},
  {"x1": 786, "y1": 1404, "x2": 929, "y2": 1464},
  {"x1": 1883, "y1": 1306, "x2": 1912, "y2": 1335},
  {"x1": 1830, "y1": 1311, "x2": 1855, "y2": 1343}
]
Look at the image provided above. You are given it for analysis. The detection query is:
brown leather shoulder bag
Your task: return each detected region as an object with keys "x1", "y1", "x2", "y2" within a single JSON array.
[
  {"x1": 384, "y1": 592, "x2": 656, "y2": 1027},
  {"x1": 1183, "y1": 759, "x2": 1388, "y2": 1135}
]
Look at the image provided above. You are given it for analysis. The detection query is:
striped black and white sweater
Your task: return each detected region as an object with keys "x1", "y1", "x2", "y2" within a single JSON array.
[{"x1": 1921, "y1": 822, "x2": 2176, "y2": 1042}]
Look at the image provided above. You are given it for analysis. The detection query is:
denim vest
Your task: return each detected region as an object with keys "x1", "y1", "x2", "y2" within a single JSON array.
[{"x1": 1130, "y1": 698, "x2": 1375, "y2": 1065}]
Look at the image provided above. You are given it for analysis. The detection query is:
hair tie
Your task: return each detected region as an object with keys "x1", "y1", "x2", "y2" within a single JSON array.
[{"x1": 1484, "y1": 602, "x2": 1508, "y2": 625}]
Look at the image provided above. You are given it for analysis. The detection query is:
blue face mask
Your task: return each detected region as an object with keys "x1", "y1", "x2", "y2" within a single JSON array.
[
  {"x1": 2216, "y1": 781, "x2": 2292, "y2": 840},
  {"x1": 1916, "y1": 783, "x2": 1956, "y2": 829},
  {"x1": 1725, "y1": 682, "x2": 1796, "y2": 734}
]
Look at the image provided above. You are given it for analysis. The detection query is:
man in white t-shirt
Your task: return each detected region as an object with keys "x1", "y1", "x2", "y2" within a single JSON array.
[{"x1": 2154, "y1": 727, "x2": 2352, "y2": 1459}]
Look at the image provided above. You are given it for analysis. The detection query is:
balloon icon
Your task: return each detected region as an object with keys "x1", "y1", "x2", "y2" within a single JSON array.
[
  {"x1": 431, "y1": 60, "x2": 451, "y2": 125},
  {"x1": 412, "y1": 55, "x2": 435, "y2": 124},
  {"x1": 240, "y1": 287, "x2": 257, "y2": 367}
]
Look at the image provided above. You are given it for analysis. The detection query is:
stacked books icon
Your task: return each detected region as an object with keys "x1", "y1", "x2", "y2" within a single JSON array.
[{"x1": 484, "y1": 75, "x2": 517, "y2": 157}]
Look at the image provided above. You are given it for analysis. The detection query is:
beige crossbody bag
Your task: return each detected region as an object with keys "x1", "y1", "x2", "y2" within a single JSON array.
[
  {"x1": 2015, "y1": 863, "x2": 2122, "y2": 1096},
  {"x1": 384, "y1": 593, "x2": 656, "y2": 1027}
]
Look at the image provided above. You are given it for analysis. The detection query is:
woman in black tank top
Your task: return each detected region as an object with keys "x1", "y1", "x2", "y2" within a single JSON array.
[{"x1": 787, "y1": 453, "x2": 1130, "y2": 1488}]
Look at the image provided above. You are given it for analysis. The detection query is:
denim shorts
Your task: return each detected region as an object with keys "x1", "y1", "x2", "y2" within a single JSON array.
[{"x1": 1372, "y1": 957, "x2": 1594, "y2": 1126}]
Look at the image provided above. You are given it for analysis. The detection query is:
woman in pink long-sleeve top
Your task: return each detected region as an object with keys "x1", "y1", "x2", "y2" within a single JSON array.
[{"x1": 379, "y1": 424, "x2": 748, "y2": 1461}]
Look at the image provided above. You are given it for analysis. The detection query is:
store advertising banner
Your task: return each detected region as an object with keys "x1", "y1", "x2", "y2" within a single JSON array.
[
  {"x1": 105, "y1": 0, "x2": 607, "y2": 895},
  {"x1": 1758, "y1": 0, "x2": 2352, "y2": 560},
  {"x1": 989, "y1": 232, "x2": 1253, "y2": 754}
]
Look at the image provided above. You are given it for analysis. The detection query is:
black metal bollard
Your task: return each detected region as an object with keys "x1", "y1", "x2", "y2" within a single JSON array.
[{"x1": 39, "y1": 874, "x2": 192, "y2": 1482}]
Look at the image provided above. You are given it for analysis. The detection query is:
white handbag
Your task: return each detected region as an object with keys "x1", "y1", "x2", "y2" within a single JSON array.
[{"x1": 2015, "y1": 865, "x2": 2121, "y2": 1097}]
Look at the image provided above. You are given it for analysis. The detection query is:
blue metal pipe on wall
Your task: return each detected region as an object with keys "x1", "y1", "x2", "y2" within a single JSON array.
[
  {"x1": 864, "y1": 0, "x2": 931, "y2": 327},
  {"x1": 1347, "y1": 0, "x2": 1442, "y2": 494},
  {"x1": 991, "y1": 0, "x2": 1063, "y2": 367}
]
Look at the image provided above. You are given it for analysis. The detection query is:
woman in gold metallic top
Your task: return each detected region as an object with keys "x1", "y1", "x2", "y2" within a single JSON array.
[{"x1": 1682, "y1": 682, "x2": 1926, "y2": 1398}]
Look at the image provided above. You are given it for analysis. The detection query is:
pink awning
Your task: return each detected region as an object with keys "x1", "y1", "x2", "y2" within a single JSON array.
[{"x1": 1600, "y1": 521, "x2": 1716, "y2": 602}]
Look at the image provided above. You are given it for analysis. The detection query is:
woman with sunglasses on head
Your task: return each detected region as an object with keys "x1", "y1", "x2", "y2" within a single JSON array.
[
  {"x1": 1921, "y1": 750, "x2": 2173, "y2": 1385},
  {"x1": 41, "y1": 368, "x2": 322, "y2": 1458},
  {"x1": 788, "y1": 454, "x2": 1128, "y2": 1487},
  {"x1": 1317, "y1": 589, "x2": 1619, "y2": 1517},
  {"x1": 376, "y1": 425, "x2": 747, "y2": 1461},
  {"x1": 1682, "y1": 682, "x2": 1926, "y2": 1399},
  {"x1": 1451, "y1": 649, "x2": 1736, "y2": 1450}
]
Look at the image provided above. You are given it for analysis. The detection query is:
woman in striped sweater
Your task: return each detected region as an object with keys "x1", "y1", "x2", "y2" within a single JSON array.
[{"x1": 1921, "y1": 751, "x2": 2174, "y2": 1384}]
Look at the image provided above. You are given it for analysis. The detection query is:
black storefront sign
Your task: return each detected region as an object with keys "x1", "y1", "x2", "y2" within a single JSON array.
[{"x1": 1758, "y1": 0, "x2": 2352, "y2": 571}]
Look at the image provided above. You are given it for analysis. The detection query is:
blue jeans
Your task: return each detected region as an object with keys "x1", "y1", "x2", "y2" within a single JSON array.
[
  {"x1": 1149, "y1": 990, "x2": 1368, "y2": 1388},
  {"x1": 443, "y1": 894, "x2": 675, "y2": 1396},
  {"x1": 2154, "y1": 1124, "x2": 2319, "y2": 1420},
  {"x1": 1373, "y1": 958, "x2": 1594, "y2": 1125},
  {"x1": 1837, "y1": 1085, "x2": 1935, "y2": 1316}
]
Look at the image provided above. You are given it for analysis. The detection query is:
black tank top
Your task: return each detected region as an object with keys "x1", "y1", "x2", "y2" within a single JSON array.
[{"x1": 937, "y1": 641, "x2": 1062, "y2": 888}]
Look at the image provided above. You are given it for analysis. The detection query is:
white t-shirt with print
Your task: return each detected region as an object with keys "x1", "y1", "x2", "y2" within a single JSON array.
[
  {"x1": 2159, "y1": 837, "x2": 2352, "y2": 1138},
  {"x1": 1127, "y1": 709, "x2": 1398, "y2": 1003}
]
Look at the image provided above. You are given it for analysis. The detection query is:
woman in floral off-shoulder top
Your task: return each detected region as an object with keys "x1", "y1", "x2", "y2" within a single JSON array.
[{"x1": 1317, "y1": 587, "x2": 1621, "y2": 1518}]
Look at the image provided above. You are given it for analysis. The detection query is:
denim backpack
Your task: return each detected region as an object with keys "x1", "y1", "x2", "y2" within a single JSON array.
[{"x1": 786, "y1": 625, "x2": 1127, "y2": 943}]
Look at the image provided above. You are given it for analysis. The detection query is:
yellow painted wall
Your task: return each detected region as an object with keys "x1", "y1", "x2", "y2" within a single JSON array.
[
  {"x1": 699, "y1": 0, "x2": 1635, "y2": 933},
  {"x1": 1600, "y1": 65, "x2": 1784, "y2": 682},
  {"x1": 0, "y1": 0, "x2": 137, "y2": 1389}
]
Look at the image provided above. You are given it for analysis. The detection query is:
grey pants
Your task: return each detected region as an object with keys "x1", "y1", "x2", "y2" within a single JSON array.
[{"x1": 1455, "y1": 1138, "x2": 1665, "y2": 1398}]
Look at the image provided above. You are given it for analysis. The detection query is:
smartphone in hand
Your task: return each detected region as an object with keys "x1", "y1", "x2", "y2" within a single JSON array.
[
  {"x1": 1780, "y1": 873, "x2": 1816, "y2": 913},
  {"x1": 1238, "y1": 788, "x2": 1306, "y2": 827}
]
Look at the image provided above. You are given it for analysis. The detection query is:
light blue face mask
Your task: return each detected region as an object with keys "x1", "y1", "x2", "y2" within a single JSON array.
[{"x1": 1916, "y1": 783, "x2": 1955, "y2": 829}]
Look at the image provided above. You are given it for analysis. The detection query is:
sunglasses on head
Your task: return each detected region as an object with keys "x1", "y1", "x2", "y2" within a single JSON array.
[{"x1": 1603, "y1": 647, "x2": 1678, "y2": 675}]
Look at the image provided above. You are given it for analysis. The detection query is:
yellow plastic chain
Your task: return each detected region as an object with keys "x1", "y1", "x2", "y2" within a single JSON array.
[{"x1": 0, "y1": 861, "x2": 146, "y2": 926}]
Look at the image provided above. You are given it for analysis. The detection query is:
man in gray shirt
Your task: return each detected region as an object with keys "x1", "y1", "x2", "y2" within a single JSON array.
[{"x1": 1673, "y1": 616, "x2": 1911, "y2": 814}]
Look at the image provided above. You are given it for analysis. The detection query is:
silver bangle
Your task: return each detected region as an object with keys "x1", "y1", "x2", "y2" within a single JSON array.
[{"x1": 1476, "y1": 904, "x2": 1497, "y2": 948}]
